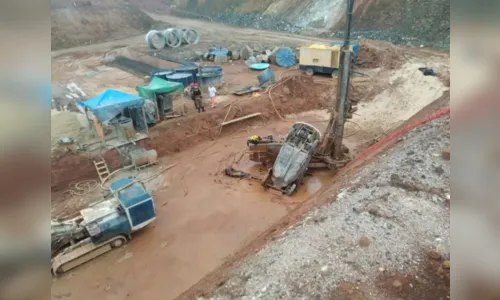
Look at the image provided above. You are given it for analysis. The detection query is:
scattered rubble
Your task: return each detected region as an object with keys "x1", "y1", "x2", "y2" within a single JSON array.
[{"x1": 202, "y1": 44, "x2": 295, "y2": 67}]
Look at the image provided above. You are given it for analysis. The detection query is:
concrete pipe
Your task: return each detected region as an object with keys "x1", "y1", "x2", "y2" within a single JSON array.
[
  {"x1": 182, "y1": 29, "x2": 200, "y2": 45},
  {"x1": 162, "y1": 28, "x2": 182, "y2": 48},
  {"x1": 146, "y1": 30, "x2": 166, "y2": 50},
  {"x1": 179, "y1": 28, "x2": 189, "y2": 44}
]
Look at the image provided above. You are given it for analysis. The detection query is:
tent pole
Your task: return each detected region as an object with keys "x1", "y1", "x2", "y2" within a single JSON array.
[
  {"x1": 155, "y1": 95, "x2": 160, "y2": 122},
  {"x1": 142, "y1": 106, "x2": 149, "y2": 136},
  {"x1": 101, "y1": 123, "x2": 105, "y2": 147}
]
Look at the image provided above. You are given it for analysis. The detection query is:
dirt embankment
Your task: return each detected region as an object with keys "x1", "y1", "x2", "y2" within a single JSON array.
[
  {"x1": 50, "y1": 76, "x2": 329, "y2": 191},
  {"x1": 150, "y1": 76, "x2": 330, "y2": 155},
  {"x1": 50, "y1": 138, "x2": 155, "y2": 191},
  {"x1": 51, "y1": 3, "x2": 162, "y2": 51}
]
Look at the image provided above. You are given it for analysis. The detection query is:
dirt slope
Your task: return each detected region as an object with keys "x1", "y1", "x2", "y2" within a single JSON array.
[{"x1": 51, "y1": 4, "x2": 162, "y2": 50}]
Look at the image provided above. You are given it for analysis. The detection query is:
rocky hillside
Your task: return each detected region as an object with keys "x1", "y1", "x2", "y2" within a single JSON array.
[
  {"x1": 170, "y1": 0, "x2": 450, "y2": 50},
  {"x1": 50, "y1": 0, "x2": 449, "y2": 50}
]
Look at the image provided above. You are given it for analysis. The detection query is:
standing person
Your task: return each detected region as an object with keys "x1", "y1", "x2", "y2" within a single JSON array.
[
  {"x1": 208, "y1": 84, "x2": 217, "y2": 108},
  {"x1": 189, "y1": 82, "x2": 204, "y2": 113}
]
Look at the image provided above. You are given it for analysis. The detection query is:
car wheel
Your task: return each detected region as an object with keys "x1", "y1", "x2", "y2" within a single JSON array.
[
  {"x1": 305, "y1": 68, "x2": 314, "y2": 76},
  {"x1": 111, "y1": 238, "x2": 125, "y2": 248}
]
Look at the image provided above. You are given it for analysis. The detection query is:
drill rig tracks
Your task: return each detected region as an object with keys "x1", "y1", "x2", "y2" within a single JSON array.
[{"x1": 51, "y1": 235, "x2": 128, "y2": 276}]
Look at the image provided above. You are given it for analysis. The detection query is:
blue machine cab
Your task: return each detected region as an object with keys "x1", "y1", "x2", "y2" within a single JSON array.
[{"x1": 110, "y1": 177, "x2": 156, "y2": 231}]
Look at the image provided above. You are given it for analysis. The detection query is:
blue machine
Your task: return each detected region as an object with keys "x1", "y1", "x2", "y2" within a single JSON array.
[
  {"x1": 51, "y1": 178, "x2": 156, "y2": 275},
  {"x1": 79, "y1": 178, "x2": 156, "y2": 245}
]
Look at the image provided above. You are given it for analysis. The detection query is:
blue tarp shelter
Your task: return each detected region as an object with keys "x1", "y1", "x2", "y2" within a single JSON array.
[{"x1": 78, "y1": 89, "x2": 144, "y2": 122}]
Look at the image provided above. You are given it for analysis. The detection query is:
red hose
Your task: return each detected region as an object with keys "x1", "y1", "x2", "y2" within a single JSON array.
[{"x1": 342, "y1": 107, "x2": 450, "y2": 170}]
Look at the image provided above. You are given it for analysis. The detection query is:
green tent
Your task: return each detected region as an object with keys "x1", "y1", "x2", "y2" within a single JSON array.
[
  {"x1": 136, "y1": 77, "x2": 184, "y2": 100},
  {"x1": 136, "y1": 77, "x2": 184, "y2": 117}
]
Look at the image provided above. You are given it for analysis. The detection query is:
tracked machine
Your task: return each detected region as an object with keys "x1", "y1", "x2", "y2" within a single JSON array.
[
  {"x1": 51, "y1": 178, "x2": 156, "y2": 275},
  {"x1": 258, "y1": 0, "x2": 358, "y2": 195}
]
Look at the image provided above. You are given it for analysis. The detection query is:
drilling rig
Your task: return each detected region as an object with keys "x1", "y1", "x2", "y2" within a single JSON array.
[
  {"x1": 316, "y1": 0, "x2": 358, "y2": 169},
  {"x1": 255, "y1": 0, "x2": 358, "y2": 195}
]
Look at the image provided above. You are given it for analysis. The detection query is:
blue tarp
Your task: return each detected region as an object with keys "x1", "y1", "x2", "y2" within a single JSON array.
[{"x1": 78, "y1": 89, "x2": 144, "y2": 122}]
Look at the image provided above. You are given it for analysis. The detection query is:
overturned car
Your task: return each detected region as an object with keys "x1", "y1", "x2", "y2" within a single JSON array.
[{"x1": 262, "y1": 122, "x2": 322, "y2": 195}]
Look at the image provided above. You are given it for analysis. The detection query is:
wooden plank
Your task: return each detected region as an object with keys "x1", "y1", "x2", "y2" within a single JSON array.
[{"x1": 220, "y1": 112, "x2": 262, "y2": 126}]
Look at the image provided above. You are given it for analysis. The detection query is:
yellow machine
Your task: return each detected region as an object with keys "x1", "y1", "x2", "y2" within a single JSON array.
[{"x1": 299, "y1": 43, "x2": 357, "y2": 77}]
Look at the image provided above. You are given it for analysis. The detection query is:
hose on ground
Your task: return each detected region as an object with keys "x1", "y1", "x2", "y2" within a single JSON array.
[{"x1": 64, "y1": 180, "x2": 98, "y2": 197}]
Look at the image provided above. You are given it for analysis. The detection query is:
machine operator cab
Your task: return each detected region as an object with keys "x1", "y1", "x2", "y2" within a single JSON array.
[{"x1": 109, "y1": 178, "x2": 156, "y2": 232}]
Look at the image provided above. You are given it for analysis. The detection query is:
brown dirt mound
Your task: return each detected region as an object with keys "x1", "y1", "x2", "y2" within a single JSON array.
[
  {"x1": 355, "y1": 40, "x2": 405, "y2": 70},
  {"x1": 51, "y1": 76, "x2": 329, "y2": 190},
  {"x1": 150, "y1": 75, "x2": 329, "y2": 156},
  {"x1": 51, "y1": 138, "x2": 155, "y2": 192}
]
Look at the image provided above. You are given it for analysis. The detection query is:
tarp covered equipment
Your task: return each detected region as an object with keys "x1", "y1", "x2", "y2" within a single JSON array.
[{"x1": 78, "y1": 89, "x2": 144, "y2": 122}]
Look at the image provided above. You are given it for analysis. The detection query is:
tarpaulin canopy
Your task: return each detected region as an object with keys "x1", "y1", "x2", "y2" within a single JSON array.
[
  {"x1": 136, "y1": 77, "x2": 184, "y2": 100},
  {"x1": 78, "y1": 89, "x2": 144, "y2": 122}
]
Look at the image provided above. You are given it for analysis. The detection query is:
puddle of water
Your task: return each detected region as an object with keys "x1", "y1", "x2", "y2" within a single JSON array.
[
  {"x1": 293, "y1": 170, "x2": 333, "y2": 201},
  {"x1": 239, "y1": 160, "x2": 266, "y2": 175},
  {"x1": 236, "y1": 157, "x2": 334, "y2": 204}
]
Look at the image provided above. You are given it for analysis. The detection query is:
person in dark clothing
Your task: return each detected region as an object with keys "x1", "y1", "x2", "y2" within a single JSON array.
[{"x1": 189, "y1": 82, "x2": 205, "y2": 113}]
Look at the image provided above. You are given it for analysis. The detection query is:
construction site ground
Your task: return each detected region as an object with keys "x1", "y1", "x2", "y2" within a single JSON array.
[{"x1": 51, "y1": 14, "x2": 449, "y2": 300}]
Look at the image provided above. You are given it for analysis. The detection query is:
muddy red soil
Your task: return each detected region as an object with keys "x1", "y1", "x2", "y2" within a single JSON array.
[
  {"x1": 51, "y1": 110, "x2": 337, "y2": 300},
  {"x1": 51, "y1": 24, "x2": 449, "y2": 298},
  {"x1": 175, "y1": 93, "x2": 450, "y2": 300},
  {"x1": 51, "y1": 75, "x2": 330, "y2": 191}
]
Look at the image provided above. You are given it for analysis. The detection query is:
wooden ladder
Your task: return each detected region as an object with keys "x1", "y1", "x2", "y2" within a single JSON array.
[{"x1": 93, "y1": 159, "x2": 110, "y2": 183}]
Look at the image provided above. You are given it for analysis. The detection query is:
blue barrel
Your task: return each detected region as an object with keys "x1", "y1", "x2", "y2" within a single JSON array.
[
  {"x1": 208, "y1": 48, "x2": 229, "y2": 56},
  {"x1": 257, "y1": 68, "x2": 275, "y2": 85},
  {"x1": 174, "y1": 65, "x2": 199, "y2": 81},
  {"x1": 275, "y1": 47, "x2": 296, "y2": 68},
  {"x1": 198, "y1": 65, "x2": 223, "y2": 86},
  {"x1": 166, "y1": 73, "x2": 194, "y2": 87},
  {"x1": 200, "y1": 65, "x2": 223, "y2": 76},
  {"x1": 151, "y1": 68, "x2": 175, "y2": 80}
]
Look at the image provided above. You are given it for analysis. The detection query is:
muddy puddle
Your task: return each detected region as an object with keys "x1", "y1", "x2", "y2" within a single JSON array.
[{"x1": 236, "y1": 159, "x2": 334, "y2": 205}]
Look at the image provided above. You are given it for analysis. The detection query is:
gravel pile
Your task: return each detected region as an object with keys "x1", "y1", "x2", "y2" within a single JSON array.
[
  {"x1": 173, "y1": 10, "x2": 303, "y2": 33},
  {"x1": 211, "y1": 116, "x2": 450, "y2": 299},
  {"x1": 330, "y1": 30, "x2": 450, "y2": 51},
  {"x1": 214, "y1": 12, "x2": 303, "y2": 33}
]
